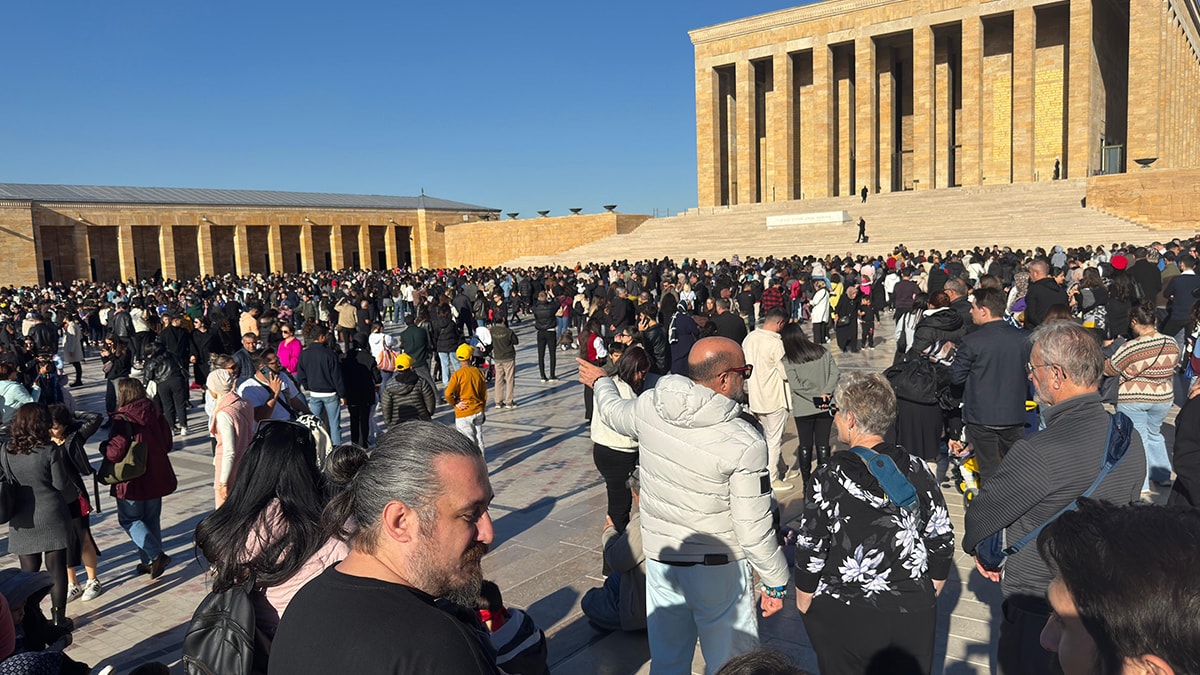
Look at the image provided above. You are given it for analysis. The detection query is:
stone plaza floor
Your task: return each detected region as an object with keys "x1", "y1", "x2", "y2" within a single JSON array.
[{"x1": 2, "y1": 316, "x2": 1173, "y2": 674}]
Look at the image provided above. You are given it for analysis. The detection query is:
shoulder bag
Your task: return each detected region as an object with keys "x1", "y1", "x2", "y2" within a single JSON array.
[
  {"x1": 974, "y1": 412, "x2": 1133, "y2": 571},
  {"x1": 97, "y1": 418, "x2": 149, "y2": 486},
  {"x1": 847, "y1": 446, "x2": 920, "y2": 514}
]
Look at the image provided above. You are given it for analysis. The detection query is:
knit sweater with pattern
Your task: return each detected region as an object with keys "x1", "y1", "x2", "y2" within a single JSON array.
[{"x1": 1104, "y1": 332, "x2": 1180, "y2": 403}]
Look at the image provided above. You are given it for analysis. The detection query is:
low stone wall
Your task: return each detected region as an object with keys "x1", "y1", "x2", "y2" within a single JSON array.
[
  {"x1": 443, "y1": 212, "x2": 650, "y2": 267},
  {"x1": 1087, "y1": 169, "x2": 1200, "y2": 230}
]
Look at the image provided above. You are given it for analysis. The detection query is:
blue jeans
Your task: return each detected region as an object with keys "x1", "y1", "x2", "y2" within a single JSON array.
[
  {"x1": 556, "y1": 316, "x2": 569, "y2": 338},
  {"x1": 646, "y1": 559, "x2": 758, "y2": 675},
  {"x1": 581, "y1": 573, "x2": 623, "y2": 631},
  {"x1": 1118, "y1": 400, "x2": 1173, "y2": 489},
  {"x1": 116, "y1": 497, "x2": 163, "y2": 565},
  {"x1": 438, "y1": 351, "x2": 460, "y2": 382},
  {"x1": 309, "y1": 393, "x2": 343, "y2": 445}
]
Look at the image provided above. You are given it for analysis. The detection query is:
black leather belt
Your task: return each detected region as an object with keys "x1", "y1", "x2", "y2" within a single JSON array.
[{"x1": 654, "y1": 554, "x2": 730, "y2": 567}]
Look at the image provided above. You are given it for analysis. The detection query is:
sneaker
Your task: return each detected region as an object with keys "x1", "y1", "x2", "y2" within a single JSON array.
[
  {"x1": 771, "y1": 479, "x2": 794, "y2": 491},
  {"x1": 540, "y1": 378, "x2": 548, "y2": 383},
  {"x1": 176, "y1": 426, "x2": 188, "y2": 436},
  {"x1": 507, "y1": 401, "x2": 518, "y2": 408},
  {"x1": 149, "y1": 553, "x2": 171, "y2": 580},
  {"x1": 65, "y1": 583, "x2": 83, "y2": 603},
  {"x1": 548, "y1": 377, "x2": 560, "y2": 383},
  {"x1": 783, "y1": 469, "x2": 801, "y2": 481},
  {"x1": 80, "y1": 579, "x2": 104, "y2": 602}
]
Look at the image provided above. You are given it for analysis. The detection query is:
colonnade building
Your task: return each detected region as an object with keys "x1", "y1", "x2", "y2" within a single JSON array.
[
  {"x1": 691, "y1": 0, "x2": 1200, "y2": 206},
  {"x1": 0, "y1": 184, "x2": 495, "y2": 286}
]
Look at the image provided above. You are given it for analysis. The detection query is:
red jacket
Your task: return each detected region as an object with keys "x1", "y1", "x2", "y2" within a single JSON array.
[{"x1": 104, "y1": 397, "x2": 178, "y2": 501}]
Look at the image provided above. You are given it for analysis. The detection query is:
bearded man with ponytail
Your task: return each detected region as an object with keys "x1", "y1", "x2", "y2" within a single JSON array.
[{"x1": 269, "y1": 421, "x2": 502, "y2": 674}]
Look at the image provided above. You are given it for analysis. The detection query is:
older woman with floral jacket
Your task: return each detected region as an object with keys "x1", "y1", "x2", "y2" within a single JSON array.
[{"x1": 793, "y1": 372, "x2": 954, "y2": 675}]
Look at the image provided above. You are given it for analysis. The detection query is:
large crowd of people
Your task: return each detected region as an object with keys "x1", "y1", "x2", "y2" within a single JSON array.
[{"x1": 0, "y1": 237, "x2": 1198, "y2": 673}]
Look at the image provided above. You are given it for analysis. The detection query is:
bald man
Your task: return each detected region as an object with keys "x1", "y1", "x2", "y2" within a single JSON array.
[{"x1": 578, "y1": 337, "x2": 788, "y2": 674}]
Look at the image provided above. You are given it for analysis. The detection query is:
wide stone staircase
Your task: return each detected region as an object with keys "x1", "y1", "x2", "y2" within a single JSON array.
[{"x1": 505, "y1": 179, "x2": 1196, "y2": 266}]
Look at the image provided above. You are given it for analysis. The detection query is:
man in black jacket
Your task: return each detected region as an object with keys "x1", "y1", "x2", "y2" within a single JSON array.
[
  {"x1": 1022, "y1": 259, "x2": 1068, "y2": 330},
  {"x1": 1128, "y1": 247, "x2": 1162, "y2": 306},
  {"x1": 635, "y1": 305, "x2": 670, "y2": 375},
  {"x1": 530, "y1": 292, "x2": 559, "y2": 382},
  {"x1": 710, "y1": 298, "x2": 748, "y2": 344},
  {"x1": 947, "y1": 288, "x2": 1030, "y2": 482},
  {"x1": 1161, "y1": 253, "x2": 1200, "y2": 338},
  {"x1": 296, "y1": 326, "x2": 346, "y2": 445},
  {"x1": 892, "y1": 267, "x2": 920, "y2": 322},
  {"x1": 944, "y1": 279, "x2": 976, "y2": 335}
]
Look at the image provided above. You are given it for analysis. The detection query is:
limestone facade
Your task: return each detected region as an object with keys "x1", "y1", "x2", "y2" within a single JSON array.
[
  {"x1": 1087, "y1": 167, "x2": 1200, "y2": 230},
  {"x1": 444, "y1": 213, "x2": 651, "y2": 268},
  {"x1": 0, "y1": 188, "x2": 496, "y2": 287},
  {"x1": 691, "y1": 0, "x2": 1200, "y2": 207}
]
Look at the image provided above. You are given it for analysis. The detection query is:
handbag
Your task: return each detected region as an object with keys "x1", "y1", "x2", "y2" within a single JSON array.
[
  {"x1": 0, "y1": 448, "x2": 18, "y2": 524},
  {"x1": 836, "y1": 313, "x2": 851, "y2": 327},
  {"x1": 975, "y1": 412, "x2": 1132, "y2": 571},
  {"x1": 96, "y1": 418, "x2": 149, "y2": 485},
  {"x1": 884, "y1": 356, "x2": 940, "y2": 405}
]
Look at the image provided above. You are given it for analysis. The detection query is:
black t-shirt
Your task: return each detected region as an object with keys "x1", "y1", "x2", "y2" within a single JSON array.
[{"x1": 269, "y1": 566, "x2": 500, "y2": 675}]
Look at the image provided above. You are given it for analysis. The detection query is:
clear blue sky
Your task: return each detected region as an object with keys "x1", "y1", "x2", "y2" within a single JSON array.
[{"x1": 2, "y1": 1, "x2": 800, "y2": 218}]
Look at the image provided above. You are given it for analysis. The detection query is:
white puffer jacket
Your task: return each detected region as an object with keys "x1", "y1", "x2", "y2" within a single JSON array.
[{"x1": 594, "y1": 374, "x2": 789, "y2": 587}]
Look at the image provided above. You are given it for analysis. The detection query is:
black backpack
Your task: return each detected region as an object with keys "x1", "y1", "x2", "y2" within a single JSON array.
[{"x1": 182, "y1": 579, "x2": 269, "y2": 675}]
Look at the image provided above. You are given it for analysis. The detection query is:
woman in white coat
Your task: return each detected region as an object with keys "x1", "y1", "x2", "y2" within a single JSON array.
[
  {"x1": 809, "y1": 278, "x2": 832, "y2": 345},
  {"x1": 61, "y1": 316, "x2": 85, "y2": 388}
]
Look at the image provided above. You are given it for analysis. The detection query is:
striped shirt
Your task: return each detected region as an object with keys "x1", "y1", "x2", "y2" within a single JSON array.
[{"x1": 1105, "y1": 333, "x2": 1180, "y2": 403}]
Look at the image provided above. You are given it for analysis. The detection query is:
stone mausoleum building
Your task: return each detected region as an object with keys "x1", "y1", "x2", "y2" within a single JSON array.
[
  {"x1": 691, "y1": 0, "x2": 1200, "y2": 206},
  {"x1": 0, "y1": 184, "x2": 496, "y2": 287}
]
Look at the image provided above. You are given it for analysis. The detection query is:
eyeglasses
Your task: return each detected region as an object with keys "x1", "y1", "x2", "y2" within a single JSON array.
[
  {"x1": 1026, "y1": 362, "x2": 1059, "y2": 375},
  {"x1": 720, "y1": 364, "x2": 753, "y2": 380}
]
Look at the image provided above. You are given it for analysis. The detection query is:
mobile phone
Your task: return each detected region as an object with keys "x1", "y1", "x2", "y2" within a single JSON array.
[
  {"x1": 812, "y1": 397, "x2": 830, "y2": 409},
  {"x1": 259, "y1": 365, "x2": 272, "y2": 378}
]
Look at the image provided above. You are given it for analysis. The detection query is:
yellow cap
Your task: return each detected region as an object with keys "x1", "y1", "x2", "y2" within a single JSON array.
[
  {"x1": 394, "y1": 353, "x2": 414, "y2": 370},
  {"x1": 456, "y1": 344, "x2": 474, "y2": 361}
]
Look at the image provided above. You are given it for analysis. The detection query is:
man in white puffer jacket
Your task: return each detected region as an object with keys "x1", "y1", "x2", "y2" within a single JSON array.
[{"x1": 578, "y1": 336, "x2": 789, "y2": 675}]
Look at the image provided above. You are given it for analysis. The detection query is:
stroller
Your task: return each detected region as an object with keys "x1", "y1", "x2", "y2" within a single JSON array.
[
  {"x1": 950, "y1": 450, "x2": 981, "y2": 510},
  {"x1": 468, "y1": 326, "x2": 495, "y2": 383}
]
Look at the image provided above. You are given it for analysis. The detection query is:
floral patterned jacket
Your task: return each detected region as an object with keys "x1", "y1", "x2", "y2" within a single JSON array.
[{"x1": 794, "y1": 443, "x2": 954, "y2": 612}]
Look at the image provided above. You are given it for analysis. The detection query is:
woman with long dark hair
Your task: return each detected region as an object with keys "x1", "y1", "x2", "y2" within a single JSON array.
[
  {"x1": 781, "y1": 323, "x2": 840, "y2": 485},
  {"x1": 4, "y1": 403, "x2": 76, "y2": 630},
  {"x1": 48, "y1": 404, "x2": 105, "y2": 604},
  {"x1": 194, "y1": 420, "x2": 348, "y2": 640},
  {"x1": 590, "y1": 346, "x2": 650, "y2": 533}
]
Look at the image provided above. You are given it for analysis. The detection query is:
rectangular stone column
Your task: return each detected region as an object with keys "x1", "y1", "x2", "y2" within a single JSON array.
[
  {"x1": 385, "y1": 224, "x2": 398, "y2": 269},
  {"x1": 1126, "y1": 0, "x2": 1162, "y2": 165},
  {"x1": 912, "y1": 25, "x2": 937, "y2": 190},
  {"x1": 330, "y1": 224, "x2": 346, "y2": 270},
  {"x1": 696, "y1": 65, "x2": 722, "y2": 207},
  {"x1": 299, "y1": 223, "x2": 316, "y2": 272},
  {"x1": 811, "y1": 42, "x2": 835, "y2": 197},
  {"x1": 1012, "y1": 7, "x2": 1037, "y2": 183},
  {"x1": 197, "y1": 223, "x2": 215, "y2": 277},
  {"x1": 960, "y1": 16, "x2": 984, "y2": 186},
  {"x1": 855, "y1": 37, "x2": 877, "y2": 195},
  {"x1": 117, "y1": 224, "x2": 137, "y2": 281},
  {"x1": 1067, "y1": 0, "x2": 1094, "y2": 178},
  {"x1": 158, "y1": 225, "x2": 177, "y2": 281},
  {"x1": 358, "y1": 224, "x2": 372, "y2": 270},
  {"x1": 73, "y1": 223, "x2": 92, "y2": 282},
  {"x1": 878, "y1": 47, "x2": 894, "y2": 192},
  {"x1": 268, "y1": 223, "x2": 284, "y2": 273},
  {"x1": 233, "y1": 224, "x2": 250, "y2": 276},
  {"x1": 735, "y1": 59, "x2": 758, "y2": 204},
  {"x1": 769, "y1": 51, "x2": 796, "y2": 201}
]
